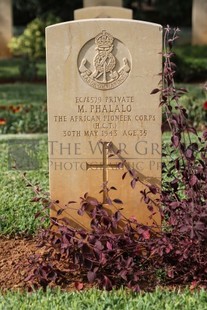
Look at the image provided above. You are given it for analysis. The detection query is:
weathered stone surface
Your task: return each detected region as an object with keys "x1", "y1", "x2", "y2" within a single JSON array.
[
  {"x1": 74, "y1": 7, "x2": 132, "y2": 19},
  {"x1": 192, "y1": 0, "x2": 207, "y2": 45},
  {"x1": 46, "y1": 20, "x2": 162, "y2": 230},
  {"x1": 0, "y1": 0, "x2": 12, "y2": 58}
]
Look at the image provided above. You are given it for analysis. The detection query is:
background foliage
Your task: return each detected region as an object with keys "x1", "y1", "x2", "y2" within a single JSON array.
[
  {"x1": 0, "y1": 83, "x2": 47, "y2": 134},
  {"x1": 13, "y1": 0, "x2": 193, "y2": 27},
  {"x1": 13, "y1": 0, "x2": 82, "y2": 25},
  {"x1": 174, "y1": 45, "x2": 207, "y2": 82},
  {"x1": 9, "y1": 15, "x2": 60, "y2": 80}
]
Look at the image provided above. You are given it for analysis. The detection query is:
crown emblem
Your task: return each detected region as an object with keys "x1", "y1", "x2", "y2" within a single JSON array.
[
  {"x1": 78, "y1": 30, "x2": 131, "y2": 90},
  {"x1": 95, "y1": 30, "x2": 114, "y2": 48}
]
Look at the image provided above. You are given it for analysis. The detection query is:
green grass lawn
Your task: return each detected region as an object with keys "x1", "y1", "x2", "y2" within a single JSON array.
[
  {"x1": 0, "y1": 83, "x2": 46, "y2": 106},
  {"x1": 0, "y1": 287, "x2": 207, "y2": 310},
  {"x1": 0, "y1": 58, "x2": 46, "y2": 81},
  {"x1": 0, "y1": 59, "x2": 20, "y2": 80},
  {"x1": 0, "y1": 135, "x2": 49, "y2": 235}
]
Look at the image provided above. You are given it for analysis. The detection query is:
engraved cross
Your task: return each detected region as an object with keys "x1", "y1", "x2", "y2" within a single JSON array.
[{"x1": 86, "y1": 142, "x2": 120, "y2": 203}]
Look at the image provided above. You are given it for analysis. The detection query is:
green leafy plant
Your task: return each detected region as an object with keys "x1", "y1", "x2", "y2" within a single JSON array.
[
  {"x1": 9, "y1": 14, "x2": 60, "y2": 80},
  {"x1": 0, "y1": 59, "x2": 46, "y2": 81}
]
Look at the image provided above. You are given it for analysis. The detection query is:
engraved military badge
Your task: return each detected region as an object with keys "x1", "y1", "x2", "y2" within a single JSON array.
[{"x1": 78, "y1": 30, "x2": 131, "y2": 90}]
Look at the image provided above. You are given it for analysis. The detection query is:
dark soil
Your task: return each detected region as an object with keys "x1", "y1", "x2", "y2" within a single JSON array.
[
  {"x1": 0, "y1": 236, "x2": 39, "y2": 291},
  {"x1": 0, "y1": 236, "x2": 92, "y2": 292}
]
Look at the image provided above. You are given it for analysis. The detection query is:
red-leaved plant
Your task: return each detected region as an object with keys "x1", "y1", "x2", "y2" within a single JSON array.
[{"x1": 24, "y1": 26, "x2": 207, "y2": 291}]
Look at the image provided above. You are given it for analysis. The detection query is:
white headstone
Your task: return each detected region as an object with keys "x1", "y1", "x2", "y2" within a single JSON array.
[{"x1": 46, "y1": 19, "x2": 162, "y2": 230}]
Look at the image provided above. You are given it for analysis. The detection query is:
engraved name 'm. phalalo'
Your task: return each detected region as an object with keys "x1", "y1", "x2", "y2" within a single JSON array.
[{"x1": 78, "y1": 30, "x2": 131, "y2": 90}]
